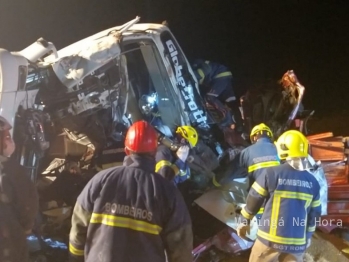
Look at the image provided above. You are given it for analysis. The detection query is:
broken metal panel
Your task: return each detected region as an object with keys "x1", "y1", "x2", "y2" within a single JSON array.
[
  {"x1": 194, "y1": 189, "x2": 259, "y2": 242},
  {"x1": 211, "y1": 228, "x2": 254, "y2": 254},
  {"x1": 51, "y1": 34, "x2": 121, "y2": 90},
  {"x1": 280, "y1": 70, "x2": 305, "y2": 129},
  {"x1": 48, "y1": 134, "x2": 88, "y2": 159}
]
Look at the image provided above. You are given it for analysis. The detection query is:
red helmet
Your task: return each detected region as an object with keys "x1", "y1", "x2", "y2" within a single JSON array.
[{"x1": 125, "y1": 120, "x2": 158, "y2": 154}]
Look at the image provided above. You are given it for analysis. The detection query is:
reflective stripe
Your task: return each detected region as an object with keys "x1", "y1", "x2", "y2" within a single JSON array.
[
  {"x1": 214, "y1": 71, "x2": 232, "y2": 79},
  {"x1": 257, "y1": 229, "x2": 306, "y2": 245},
  {"x1": 90, "y1": 213, "x2": 162, "y2": 235},
  {"x1": 197, "y1": 69, "x2": 205, "y2": 84},
  {"x1": 241, "y1": 207, "x2": 254, "y2": 220},
  {"x1": 212, "y1": 176, "x2": 221, "y2": 187},
  {"x1": 206, "y1": 92, "x2": 219, "y2": 97},
  {"x1": 179, "y1": 169, "x2": 187, "y2": 177},
  {"x1": 273, "y1": 191, "x2": 313, "y2": 202},
  {"x1": 225, "y1": 96, "x2": 236, "y2": 102},
  {"x1": 69, "y1": 243, "x2": 84, "y2": 256},
  {"x1": 251, "y1": 182, "x2": 268, "y2": 197},
  {"x1": 270, "y1": 190, "x2": 312, "y2": 236},
  {"x1": 155, "y1": 160, "x2": 179, "y2": 176},
  {"x1": 311, "y1": 199, "x2": 321, "y2": 207},
  {"x1": 155, "y1": 160, "x2": 172, "y2": 172},
  {"x1": 257, "y1": 207, "x2": 264, "y2": 215},
  {"x1": 248, "y1": 161, "x2": 280, "y2": 173},
  {"x1": 307, "y1": 225, "x2": 316, "y2": 232}
]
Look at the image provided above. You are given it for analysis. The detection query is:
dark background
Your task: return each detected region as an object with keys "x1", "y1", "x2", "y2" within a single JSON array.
[{"x1": 1, "y1": 0, "x2": 348, "y2": 115}]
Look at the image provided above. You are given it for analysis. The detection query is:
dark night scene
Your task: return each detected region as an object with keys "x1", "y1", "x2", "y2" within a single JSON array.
[{"x1": 1, "y1": 1, "x2": 349, "y2": 262}]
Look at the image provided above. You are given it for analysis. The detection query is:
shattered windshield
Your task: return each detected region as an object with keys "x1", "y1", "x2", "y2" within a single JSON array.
[{"x1": 121, "y1": 40, "x2": 184, "y2": 135}]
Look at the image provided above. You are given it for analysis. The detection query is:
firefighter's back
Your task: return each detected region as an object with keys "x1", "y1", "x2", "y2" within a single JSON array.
[{"x1": 73, "y1": 155, "x2": 192, "y2": 262}]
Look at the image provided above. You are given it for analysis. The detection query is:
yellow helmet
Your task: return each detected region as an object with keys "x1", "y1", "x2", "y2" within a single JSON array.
[
  {"x1": 250, "y1": 123, "x2": 273, "y2": 143},
  {"x1": 275, "y1": 130, "x2": 308, "y2": 160},
  {"x1": 176, "y1": 126, "x2": 198, "y2": 147}
]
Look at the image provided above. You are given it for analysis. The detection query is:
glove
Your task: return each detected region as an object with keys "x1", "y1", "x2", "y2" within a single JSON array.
[
  {"x1": 237, "y1": 223, "x2": 250, "y2": 239},
  {"x1": 176, "y1": 145, "x2": 190, "y2": 163},
  {"x1": 306, "y1": 238, "x2": 311, "y2": 248}
]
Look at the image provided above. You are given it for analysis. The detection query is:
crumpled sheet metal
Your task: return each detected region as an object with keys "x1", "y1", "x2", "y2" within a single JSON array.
[
  {"x1": 52, "y1": 34, "x2": 121, "y2": 89},
  {"x1": 194, "y1": 188, "x2": 258, "y2": 242}
]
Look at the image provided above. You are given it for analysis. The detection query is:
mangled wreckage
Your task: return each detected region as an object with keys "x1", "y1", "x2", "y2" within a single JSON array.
[{"x1": 0, "y1": 16, "x2": 334, "y2": 261}]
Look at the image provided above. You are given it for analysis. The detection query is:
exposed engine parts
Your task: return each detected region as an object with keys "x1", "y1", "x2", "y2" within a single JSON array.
[{"x1": 0, "y1": 16, "x2": 314, "y2": 261}]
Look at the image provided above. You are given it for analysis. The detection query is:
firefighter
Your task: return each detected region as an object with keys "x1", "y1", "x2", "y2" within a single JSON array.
[
  {"x1": 0, "y1": 116, "x2": 39, "y2": 262},
  {"x1": 138, "y1": 94, "x2": 197, "y2": 184},
  {"x1": 69, "y1": 120, "x2": 193, "y2": 262},
  {"x1": 212, "y1": 123, "x2": 279, "y2": 187},
  {"x1": 237, "y1": 130, "x2": 321, "y2": 262},
  {"x1": 191, "y1": 59, "x2": 243, "y2": 131},
  {"x1": 155, "y1": 126, "x2": 198, "y2": 185}
]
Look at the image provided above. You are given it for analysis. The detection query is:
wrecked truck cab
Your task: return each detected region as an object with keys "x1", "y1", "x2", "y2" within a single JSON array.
[
  {"x1": 0, "y1": 48, "x2": 30, "y2": 134},
  {"x1": 43, "y1": 18, "x2": 210, "y2": 132},
  {"x1": 0, "y1": 18, "x2": 225, "y2": 226},
  {"x1": 0, "y1": 17, "x2": 219, "y2": 184},
  {"x1": 0, "y1": 17, "x2": 224, "y2": 259}
]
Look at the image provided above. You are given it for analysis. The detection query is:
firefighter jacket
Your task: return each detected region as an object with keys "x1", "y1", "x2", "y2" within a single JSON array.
[
  {"x1": 69, "y1": 154, "x2": 193, "y2": 262},
  {"x1": 155, "y1": 144, "x2": 190, "y2": 184},
  {"x1": 241, "y1": 162, "x2": 321, "y2": 253},
  {"x1": 214, "y1": 137, "x2": 280, "y2": 187},
  {"x1": 192, "y1": 59, "x2": 233, "y2": 99},
  {"x1": 0, "y1": 157, "x2": 39, "y2": 262}
]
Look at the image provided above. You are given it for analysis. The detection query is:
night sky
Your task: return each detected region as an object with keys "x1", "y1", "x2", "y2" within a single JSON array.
[{"x1": 1, "y1": 0, "x2": 348, "y2": 115}]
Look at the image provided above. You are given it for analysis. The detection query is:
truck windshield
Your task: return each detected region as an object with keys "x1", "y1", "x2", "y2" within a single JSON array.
[{"x1": 122, "y1": 40, "x2": 184, "y2": 134}]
